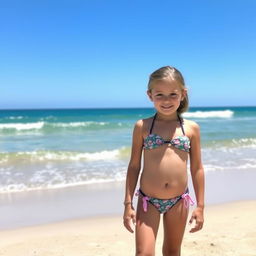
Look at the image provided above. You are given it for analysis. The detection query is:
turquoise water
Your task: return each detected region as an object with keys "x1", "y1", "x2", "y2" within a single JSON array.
[{"x1": 0, "y1": 107, "x2": 256, "y2": 193}]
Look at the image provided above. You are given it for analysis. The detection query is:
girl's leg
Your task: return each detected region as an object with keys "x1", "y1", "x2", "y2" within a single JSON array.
[
  {"x1": 135, "y1": 196, "x2": 161, "y2": 256},
  {"x1": 162, "y1": 199, "x2": 189, "y2": 256}
]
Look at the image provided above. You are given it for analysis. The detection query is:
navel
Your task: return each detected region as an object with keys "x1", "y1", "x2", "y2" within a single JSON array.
[{"x1": 165, "y1": 183, "x2": 169, "y2": 188}]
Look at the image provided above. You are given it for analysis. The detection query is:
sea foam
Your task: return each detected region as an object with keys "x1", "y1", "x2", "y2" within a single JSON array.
[
  {"x1": 0, "y1": 122, "x2": 44, "y2": 130},
  {"x1": 183, "y1": 110, "x2": 234, "y2": 118}
]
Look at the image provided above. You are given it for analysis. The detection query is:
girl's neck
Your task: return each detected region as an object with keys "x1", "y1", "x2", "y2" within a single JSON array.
[{"x1": 156, "y1": 112, "x2": 179, "y2": 121}]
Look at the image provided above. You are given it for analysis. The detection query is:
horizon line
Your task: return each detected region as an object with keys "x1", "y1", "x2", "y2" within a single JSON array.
[{"x1": 0, "y1": 105, "x2": 256, "y2": 111}]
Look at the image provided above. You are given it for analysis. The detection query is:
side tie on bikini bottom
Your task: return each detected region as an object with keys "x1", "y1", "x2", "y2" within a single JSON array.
[{"x1": 136, "y1": 188, "x2": 194, "y2": 214}]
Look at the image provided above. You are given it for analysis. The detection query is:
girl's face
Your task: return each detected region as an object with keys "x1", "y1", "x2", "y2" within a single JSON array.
[{"x1": 147, "y1": 80, "x2": 187, "y2": 116}]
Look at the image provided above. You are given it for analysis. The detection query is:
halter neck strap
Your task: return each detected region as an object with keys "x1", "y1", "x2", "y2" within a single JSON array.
[
  {"x1": 178, "y1": 115, "x2": 186, "y2": 135},
  {"x1": 149, "y1": 113, "x2": 185, "y2": 135},
  {"x1": 149, "y1": 113, "x2": 157, "y2": 134}
]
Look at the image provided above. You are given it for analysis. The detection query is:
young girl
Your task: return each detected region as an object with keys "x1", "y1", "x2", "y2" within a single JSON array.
[{"x1": 123, "y1": 66, "x2": 205, "y2": 256}]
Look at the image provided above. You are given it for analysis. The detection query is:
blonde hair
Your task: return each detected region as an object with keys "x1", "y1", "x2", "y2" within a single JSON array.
[{"x1": 147, "y1": 66, "x2": 189, "y2": 114}]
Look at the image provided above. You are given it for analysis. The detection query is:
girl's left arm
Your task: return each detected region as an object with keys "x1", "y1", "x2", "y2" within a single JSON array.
[{"x1": 189, "y1": 121, "x2": 205, "y2": 232}]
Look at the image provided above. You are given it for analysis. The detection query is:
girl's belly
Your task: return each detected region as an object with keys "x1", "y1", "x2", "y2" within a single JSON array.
[{"x1": 140, "y1": 148, "x2": 188, "y2": 198}]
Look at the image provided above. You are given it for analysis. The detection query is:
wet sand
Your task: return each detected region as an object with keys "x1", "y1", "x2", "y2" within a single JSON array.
[{"x1": 1, "y1": 169, "x2": 256, "y2": 230}]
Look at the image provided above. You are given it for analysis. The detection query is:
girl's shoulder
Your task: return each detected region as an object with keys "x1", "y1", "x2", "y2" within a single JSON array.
[
  {"x1": 182, "y1": 118, "x2": 200, "y2": 128},
  {"x1": 182, "y1": 118, "x2": 201, "y2": 137},
  {"x1": 134, "y1": 116, "x2": 154, "y2": 126},
  {"x1": 134, "y1": 116, "x2": 155, "y2": 136}
]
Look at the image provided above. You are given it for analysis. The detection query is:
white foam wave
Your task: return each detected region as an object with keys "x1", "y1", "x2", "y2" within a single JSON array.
[
  {"x1": 7, "y1": 116, "x2": 24, "y2": 120},
  {"x1": 0, "y1": 169, "x2": 127, "y2": 194},
  {"x1": 202, "y1": 138, "x2": 256, "y2": 150},
  {"x1": 231, "y1": 138, "x2": 256, "y2": 149},
  {"x1": 52, "y1": 121, "x2": 107, "y2": 128},
  {"x1": 1, "y1": 158, "x2": 256, "y2": 194},
  {"x1": 204, "y1": 163, "x2": 256, "y2": 172},
  {"x1": 0, "y1": 147, "x2": 130, "y2": 165},
  {"x1": 15, "y1": 149, "x2": 121, "y2": 161},
  {"x1": 0, "y1": 122, "x2": 44, "y2": 130},
  {"x1": 183, "y1": 110, "x2": 234, "y2": 118},
  {"x1": 0, "y1": 121, "x2": 109, "y2": 131},
  {"x1": 0, "y1": 177, "x2": 126, "y2": 194}
]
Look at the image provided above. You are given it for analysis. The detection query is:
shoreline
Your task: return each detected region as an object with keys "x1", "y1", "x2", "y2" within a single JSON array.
[
  {"x1": 1, "y1": 169, "x2": 256, "y2": 230},
  {"x1": 0, "y1": 200, "x2": 255, "y2": 256}
]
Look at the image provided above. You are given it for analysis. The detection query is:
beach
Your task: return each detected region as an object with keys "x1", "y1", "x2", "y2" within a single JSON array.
[
  {"x1": 0, "y1": 107, "x2": 256, "y2": 255},
  {"x1": 1, "y1": 0, "x2": 256, "y2": 253},
  {"x1": 0, "y1": 200, "x2": 255, "y2": 256},
  {"x1": 0, "y1": 169, "x2": 256, "y2": 256}
]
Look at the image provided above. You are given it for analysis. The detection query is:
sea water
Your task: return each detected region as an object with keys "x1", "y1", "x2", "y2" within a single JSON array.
[{"x1": 0, "y1": 107, "x2": 256, "y2": 194}]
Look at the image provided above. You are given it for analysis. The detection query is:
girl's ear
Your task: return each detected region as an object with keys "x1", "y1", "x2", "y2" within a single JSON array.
[
  {"x1": 147, "y1": 90, "x2": 153, "y2": 101},
  {"x1": 181, "y1": 88, "x2": 188, "y2": 101}
]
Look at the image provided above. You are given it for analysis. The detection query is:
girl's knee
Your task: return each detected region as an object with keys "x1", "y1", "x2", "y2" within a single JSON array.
[
  {"x1": 136, "y1": 250, "x2": 154, "y2": 256},
  {"x1": 162, "y1": 246, "x2": 180, "y2": 256},
  {"x1": 136, "y1": 245, "x2": 155, "y2": 256}
]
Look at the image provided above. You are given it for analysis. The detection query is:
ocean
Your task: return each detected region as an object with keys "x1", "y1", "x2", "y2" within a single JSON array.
[{"x1": 1, "y1": 107, "x2": 256, "y2": 194}]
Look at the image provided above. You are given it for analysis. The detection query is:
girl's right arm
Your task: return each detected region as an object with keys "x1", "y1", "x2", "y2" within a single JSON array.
[{"x1": 123, "y1": 120, "x2": 144, "y2": 233}]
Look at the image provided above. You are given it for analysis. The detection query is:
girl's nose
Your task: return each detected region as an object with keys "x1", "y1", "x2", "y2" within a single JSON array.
[{"x1": 163, "y1": 95, "x2": 171, "y2": 101}]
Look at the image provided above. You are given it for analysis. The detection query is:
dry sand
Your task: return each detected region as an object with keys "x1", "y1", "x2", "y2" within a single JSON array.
[{"x1": 0, "y1": 200, "x2": 256, "y2": 256}]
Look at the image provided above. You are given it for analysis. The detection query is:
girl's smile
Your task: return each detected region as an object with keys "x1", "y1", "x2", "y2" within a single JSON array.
[{"x1": 147, "y1": 80, "x2": 187, "y2": 117}]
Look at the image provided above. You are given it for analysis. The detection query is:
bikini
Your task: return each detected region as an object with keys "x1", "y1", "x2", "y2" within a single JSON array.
[
  {"x1": 136, "y1": 113, "x2": 194, "y2": 214},
  {"x1": 143, "y1": 113, "x2": 190, "y2": 152}
]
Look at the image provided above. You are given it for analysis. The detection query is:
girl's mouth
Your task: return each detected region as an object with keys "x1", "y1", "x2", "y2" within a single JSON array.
[{"x1": 161, "y1": 105, "x2": 173, "y2": 109}]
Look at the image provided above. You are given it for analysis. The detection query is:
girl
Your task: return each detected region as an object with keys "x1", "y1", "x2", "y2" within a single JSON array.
[{"x1": 123, "y1": 66, "x2": 205, "y2": 256}]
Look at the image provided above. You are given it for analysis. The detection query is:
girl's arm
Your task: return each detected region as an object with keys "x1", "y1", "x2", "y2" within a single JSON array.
[
  {"x1": 123, "y1": 120, "x2": 144, "y2": 233},
  {"x1": 189, "y1": 121, "x2": 205, "y2": 232}
]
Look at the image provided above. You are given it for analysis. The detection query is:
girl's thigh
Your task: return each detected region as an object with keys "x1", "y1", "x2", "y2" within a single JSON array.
[
  {"x1": 135, "y1": 196, "x2": 161, "y2": 254},
  {"x1": 162, "y1": 199, "x2": 189, "y2": 253}
]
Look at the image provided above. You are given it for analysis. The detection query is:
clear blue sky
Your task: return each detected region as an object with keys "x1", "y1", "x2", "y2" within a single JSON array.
[{"x1": 1, "y1": 0, "x2": 256, "y2": 109}]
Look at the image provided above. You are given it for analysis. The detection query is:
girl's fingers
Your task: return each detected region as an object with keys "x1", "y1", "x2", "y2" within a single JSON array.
[
  {"x1": 123, "y1": 218, "x2": 134, "y2": 233},
  {"x1": 189, "y1": 217, "x2": 204, "y2": 233},
  {"x1": 189, "y1": 214, "x2": 195, "y2": 224}
]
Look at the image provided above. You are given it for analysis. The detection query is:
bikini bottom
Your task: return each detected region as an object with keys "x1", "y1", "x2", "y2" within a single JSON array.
[{"x1": 136, "y1": 188, "x2": 194, "y2": 214}]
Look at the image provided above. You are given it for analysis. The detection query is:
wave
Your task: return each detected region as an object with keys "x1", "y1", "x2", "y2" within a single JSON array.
[
  {"x1": 183, "y1": 110, "x2": 234, "y2": 118},
  {"x1": 0, "y1": 122, "x2": 44, "y2": 131},
  {"x1": 203, "y1": 137, "x2": 256, "y2": 149},
  {"x1": 1, "y1": 159, "x2": 256, "y2": 194},
  {"x1": 0, "y1": 174, "x2": 127, "y2": 194},
  {"x1": 0, "y1": 147, "x2": 131, "y2": 164},
  {"x1": 1, "y1": 137, "x2": 255, "y2": 165},
  {"x1": 5, "y1": 116, "x2": 25, "y2": 120},
  {"x1": 0, "y1": 121, "x2": 127, "y2": 134},
  {"x1": 203, "y1": 163, "x2": 256, "y2": 172},
  {"x1": 51, "y1": 121, "x2": 108, "y2": 128},
  {"x1": 231, "y1": 138, "x2": 256, "y2": 147},
  {"x1": 1, "y1": 144, "x2": 256, "y2": 194}
]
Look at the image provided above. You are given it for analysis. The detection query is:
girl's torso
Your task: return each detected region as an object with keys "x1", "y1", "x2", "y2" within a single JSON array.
[{"x1": 140, "y1": 114, "x2": 191, "y2": 199}]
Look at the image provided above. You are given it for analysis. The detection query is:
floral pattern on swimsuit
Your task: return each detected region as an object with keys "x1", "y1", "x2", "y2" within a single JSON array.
[
  {"x1": 149, "y1": 195, "x2": 182, "y2": 214},
  {"x1": 144, "y1": 134, "x2": 190, "y2": 152},
  {"x1": 136, "y1": 188, "x2": 194, "y2": 214}
]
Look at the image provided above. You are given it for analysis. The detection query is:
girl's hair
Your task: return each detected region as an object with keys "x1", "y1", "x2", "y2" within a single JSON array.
[{"x1": 147, "y1": 66, "x2": 189, "y2": 114}]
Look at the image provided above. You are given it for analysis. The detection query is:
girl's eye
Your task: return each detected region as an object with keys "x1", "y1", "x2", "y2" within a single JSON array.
[{"x1": 154, "y1": 93, "x2": 179, "y2": 98}]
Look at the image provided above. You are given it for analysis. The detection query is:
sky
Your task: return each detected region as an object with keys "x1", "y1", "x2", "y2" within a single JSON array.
[{"x1": 1, "y1": 0, "x2": 256, "y2": 109}]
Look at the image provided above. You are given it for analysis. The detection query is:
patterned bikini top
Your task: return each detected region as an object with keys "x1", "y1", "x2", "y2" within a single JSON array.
[{"x1": 143, "y1": 114, "x2": 190, "y2": 152}]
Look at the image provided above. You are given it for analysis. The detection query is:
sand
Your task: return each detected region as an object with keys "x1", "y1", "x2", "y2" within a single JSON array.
[{"x1": 0, "y1": 200, "x2": 255, "y2": 256}]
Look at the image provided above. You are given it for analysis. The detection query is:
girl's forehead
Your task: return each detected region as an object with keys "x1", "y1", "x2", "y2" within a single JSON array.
[{"x1": 151, "y1": 80, "x2": 182, "y2": 91}]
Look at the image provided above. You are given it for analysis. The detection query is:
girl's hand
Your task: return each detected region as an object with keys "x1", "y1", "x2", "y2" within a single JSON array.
[
  {"x1": 123, "y1": 205, "x2": 136, "y2": 233},
  {"x1": 189, "y1": 207, "x2": 204, "y2": 233}
]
